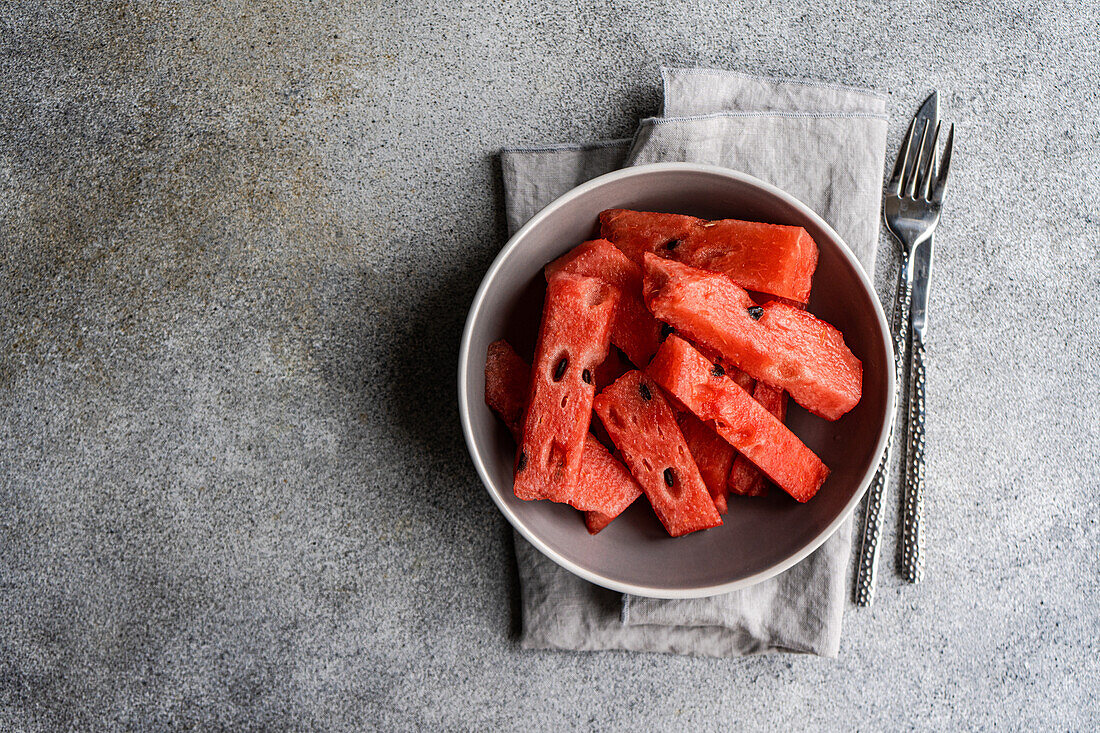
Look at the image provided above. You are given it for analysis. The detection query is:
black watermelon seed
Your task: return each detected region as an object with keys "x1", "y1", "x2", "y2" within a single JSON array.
[
  {"x1": 516, "y1": 451, "x2": 528, "y2": 472},
  {"x1": 665, "y1": 238, "x2": 681, "y2": 251},
  {"x1": 639, "y1": 382, "x2": 652, "y2": 401},
  {"x1": 664, "y1": 467, "x2": 675, "y2": 487},
  {"x1": 748, "y1": 305, "x2": 764, "y2": 321},
  {"x1": 553, "y1": 357, "x2": 568, "y2": 381},
  {"x1": 582, "y1": 369, "x2": 593, "y2": 385},
  {"x1": 660, "y1": 323, "x2": 675, "y2": 341},
  {"x1": 711, "y1": 363, "x2": 725, "y2": 378}
]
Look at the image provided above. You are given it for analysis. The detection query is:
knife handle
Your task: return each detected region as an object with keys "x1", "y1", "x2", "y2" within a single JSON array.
[
  {"x1": 900, "y1": 329, "x2": 927, "y2": 583},
  {"x1": 855, "y1": 258, "x2": 913, "y2": 606}
]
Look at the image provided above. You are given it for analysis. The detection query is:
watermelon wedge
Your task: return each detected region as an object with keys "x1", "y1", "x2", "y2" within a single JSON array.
[
  {"x1": 593, "y1": 370, "x2": 722, "y2": 536},
  {"x1": 642, "y1": 255, "x2": 862, "y2": 421},
  {"x1": 599, "y1": 208, "x2": 819, "y2": 303},
  {"x1": 727, "y1": 381, "x2": 788, "y2": 497},
  {"x1": 584, "y1": 510, "x2": 616, "y2": 534},
  {"x1": 648, "y1": 336, "x2": 829, "y2": 502},
  {"x1": 546, "y1": 239, "x2": 663, "y2": 367},
  {"x1": 667, "y1": 353, "x2": 751, "y2": 514},
  {"x1": 484, "y1": 340, "x2": 530, "y2": 434},
  {"x1": 593, "y1": 347, "x2": 632, "y2": 393},
  {"x1": 514, "y1": 273, "x2": 619, "y2": 503},
  {"x1": 676, "y1": 411, "x2": 736, "y2": 514},
  {"x1": 485, "y1": 340, "x2": 642, "y2": 522}
]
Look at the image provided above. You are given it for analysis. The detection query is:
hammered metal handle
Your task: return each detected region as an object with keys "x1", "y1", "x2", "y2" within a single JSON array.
[
  {"x1": 856, "y1": 450, "x2": 891, "y2": 606},
  {"x1": 855, "y1": 258, "x2": 913, "y2": 606},
  {"x1": 900, "y1": 330, "x2": 927, "y2": 583}
]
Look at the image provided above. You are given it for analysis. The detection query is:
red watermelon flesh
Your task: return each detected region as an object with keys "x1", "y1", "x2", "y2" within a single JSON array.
[
  {"x1": 643, "y1": 255, "x2": 862, "y2": 421},
  {"x1": 584, "y1": 510, "x2": 616, "y2": 534},
  {"x1": 728, "y1": 381, "x2": 788, "y2": 497},
  {"x1": 734, "y1": 369, "x2": 754, "y2": 391},
  {"x1": 599, "y1": 208, "x2": 818, "y2": 303},
  {"x1": 726, "y1": 457, "x2": 767, "y2": 498},
  {"x1": 485, "y1": 340, "x2": 642, "y2": 520},
  {"x1": 568, "y1": 435, "x2": 644, "y2": 518},
  {"x1": 589, "y1": 347, "x2": 631, "y2": 451},
  {"x1": 593, "y1": 347, "x2": 632, "y2": 393},
  {"x1": 648, "y1": 336, "x2": 829, "y2": 502},
  {"x1": 676, "y1": 411, "x2": 736, "y2": 515},
  {"x1": 593, "y1": 370, "x2": 722, "y2": 537},
  {"x1": 546, "y1": 239, "x2": 663, "y2": 366},
  {"x1": 754, "y1": 293, "x2": 808, "y2": 311},
  {"x1": 686, "y1": 339, "x2": 754, "y2": 388},
  {"x1": 649, "y1": 346, "x2": 749, "y2": 515},
  {"x1": 484, "y1": 340, "x2": 531, "y2": 434},
  {"x1": 514, "y1": 273, "x2": 619, "y2": 503}
]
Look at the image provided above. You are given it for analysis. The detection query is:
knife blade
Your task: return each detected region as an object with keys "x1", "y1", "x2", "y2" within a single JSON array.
[{"x1": 909, "y1": 92, "x2": 938, "y2": 338}]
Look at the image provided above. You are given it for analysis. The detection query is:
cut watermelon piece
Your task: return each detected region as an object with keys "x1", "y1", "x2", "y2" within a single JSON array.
[
  {"x1": 584, "y1": 510, "x2": 616, "y2": 534},
  {"x1": 656, "y1": 348, "x2": 749, "y2": 514},
  {"x1": 643, "y1": 255, "x2": 862, "y2": 421},
  {"x1": 593, "y1": 370, "x2": 722, "y2": 536},
  {"x1": 724, "y1": 362, "x2": 756, "y2": 392},
  {"x1": 648, "y1": 336, "x2": 829, "y2": 502},
  {"x1": 593, "y1": 347, "x2": 632, "y2": 393},
  {"x1": 589, "y1": 347, "x2": 632, "y2": 454},
  {"x1": 600, "y1": 208, "x2": 818, "y2": 303},
  {"x1": 727, "y1": 460, "x2": 767, "y2": 498},
  {"x1": 568, "y1": 434, "x2": 644, "y2": 518},
  {"x1": 485, "y1": 340, "x2": 641, "y2": 523},
  {"x1": 677, "y1": 411, "x2": 736, "y2": 515},
  {"x1": 484, "y1": 340, "x2": 531, "y2": 434},
  {"x1": 546, "y1": 239, "x2": 663, "y2": 366},
  {"x1": 728, "y1": 381, "x2": 788, "y2": 497},
  {"x1": 514, "y1": 273, "x2": 619, "y2": 503}
]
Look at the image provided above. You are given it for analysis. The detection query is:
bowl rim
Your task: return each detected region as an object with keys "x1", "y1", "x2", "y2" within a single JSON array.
[{"x1": 457, "y1": 161, "x2": 894, "y2": 599}]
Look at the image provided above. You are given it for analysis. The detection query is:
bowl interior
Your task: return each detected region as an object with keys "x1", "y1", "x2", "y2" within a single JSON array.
[{"x1": 461, "y1": 165, "x2": 890, "y2": 596}]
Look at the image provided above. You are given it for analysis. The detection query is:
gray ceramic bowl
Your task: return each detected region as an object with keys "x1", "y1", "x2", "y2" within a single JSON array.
[{"x1": 458, "y1": 163, "x2": 893, "y2": 598}]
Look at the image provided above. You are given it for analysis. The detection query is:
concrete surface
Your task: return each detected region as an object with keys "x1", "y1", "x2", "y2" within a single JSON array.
[{"x1": 1, "y1": 1, "x2": 1097, "y2": 729}]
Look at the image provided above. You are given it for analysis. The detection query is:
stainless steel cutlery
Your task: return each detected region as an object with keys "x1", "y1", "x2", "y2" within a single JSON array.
[{"x1": 856, "y1": 92, "x2": 954, "y2": 605}]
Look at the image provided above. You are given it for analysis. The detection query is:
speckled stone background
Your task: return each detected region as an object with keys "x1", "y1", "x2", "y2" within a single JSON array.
[{"x1": 1, "y1": 1, "x2": 1097, "y2": 729}]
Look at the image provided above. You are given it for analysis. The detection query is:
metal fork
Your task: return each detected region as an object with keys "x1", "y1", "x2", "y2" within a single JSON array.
[{"x1": 855, "y1": 114, "x2": 954, "y2": 605}]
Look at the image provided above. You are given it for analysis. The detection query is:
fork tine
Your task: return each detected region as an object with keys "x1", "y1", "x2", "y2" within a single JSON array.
[
  {"x1": 931, "y1": 123, "x2": 955, "y2": 205},
  {"x1": 920, "y1": 122, "x2": 941, "y2": 200},
  {"x1": 886, "y1": 118, "x2": 915, "y2": 195},
  {"x1": 905, "y1": 120, "x2": 929, "y2": 199}
]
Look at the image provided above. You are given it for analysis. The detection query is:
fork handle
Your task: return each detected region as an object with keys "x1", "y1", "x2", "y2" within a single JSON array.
[
  {"x1": 855, "y1": 443, "x2": 892, "y2": 606},
  {"x1": 855, "y1": 259, "x2": 913, "y2": 606},
  {"x1": 900, "y1": 329, "x2": 927, "y2": 583}
]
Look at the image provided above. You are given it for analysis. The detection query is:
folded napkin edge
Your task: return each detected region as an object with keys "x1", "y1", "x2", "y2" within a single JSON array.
[
  {"x1": 521, "y1": 625, "x2": 839, "y2": 659},
  {"x1": 640, "y1": 110, "x2": 889, "y2": 126},
  {"x1": 660, "y1": 65, "x2": 889, "y2": 101},
  {"x1": 500, "y1": 138, "x2": 632, "y2": 156}
]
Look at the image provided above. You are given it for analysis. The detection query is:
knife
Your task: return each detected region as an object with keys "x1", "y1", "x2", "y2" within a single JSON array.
[{"x1": 899, "y1": 92, "x2": 938, "y2": 584}]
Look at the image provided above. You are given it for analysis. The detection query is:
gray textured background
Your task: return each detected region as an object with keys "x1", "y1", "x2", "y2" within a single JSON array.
[{"x1": 1, "y1": 0, "x2": 1097, "y2": 729}]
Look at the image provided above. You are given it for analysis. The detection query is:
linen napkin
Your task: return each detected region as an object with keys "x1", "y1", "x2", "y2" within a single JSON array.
[{"x1": 500, "y1": 68, "x2": 888, "y2": 657}]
